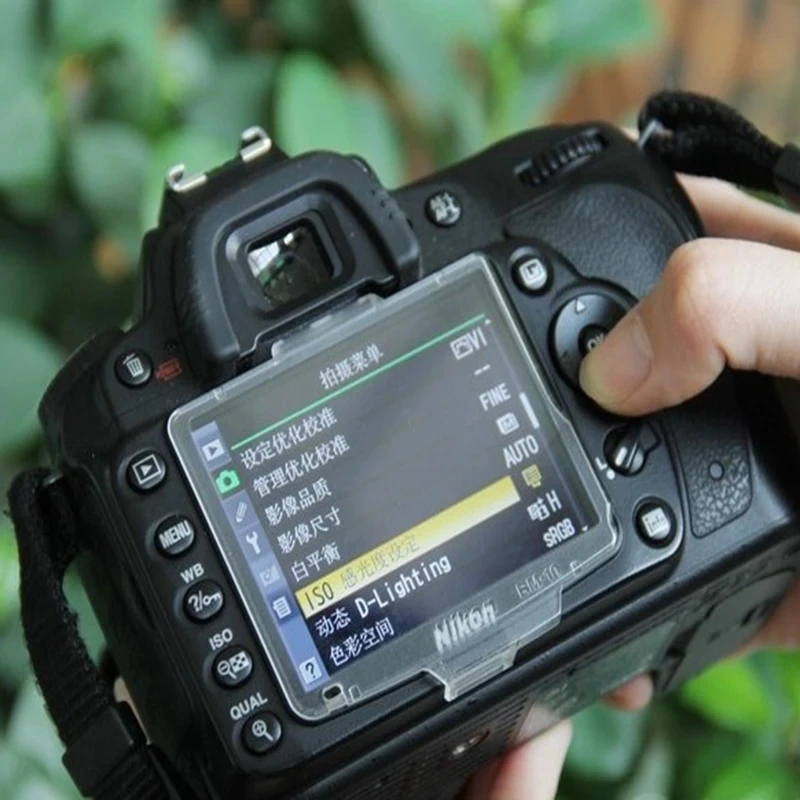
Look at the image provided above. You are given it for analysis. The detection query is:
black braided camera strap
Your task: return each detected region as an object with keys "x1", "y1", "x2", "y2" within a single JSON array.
[
  {"x1": 8, "y1": 470, "x2": 179, "y2": 800},
  {"x1": 638, "y1": 90, "x2": 800, "y2": 207},
  {"x1": 5, "y1": 90, "x2": 800, "y2": 800}
]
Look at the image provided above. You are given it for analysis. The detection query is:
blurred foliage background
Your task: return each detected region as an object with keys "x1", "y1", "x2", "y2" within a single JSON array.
[{"x1": 2, "y1": 1, "x2": 800, "y2": 798}]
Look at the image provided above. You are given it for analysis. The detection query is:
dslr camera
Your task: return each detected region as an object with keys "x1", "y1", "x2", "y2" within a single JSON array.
[{"x1": 30, "y1": 120, "x2": 800, "y2": 799}]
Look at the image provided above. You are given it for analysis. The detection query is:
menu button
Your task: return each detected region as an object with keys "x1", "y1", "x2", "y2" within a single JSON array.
[{"x1": 155, "y1": 516, "x2": 195, "y2": 558}]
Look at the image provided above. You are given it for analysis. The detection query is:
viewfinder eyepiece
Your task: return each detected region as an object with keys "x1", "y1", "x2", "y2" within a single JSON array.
[{"x1": 246, "y1": 223, "x2": 332, "y2": 308}]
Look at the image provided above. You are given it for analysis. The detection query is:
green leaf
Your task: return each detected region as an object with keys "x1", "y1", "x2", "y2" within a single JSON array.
[
  {"x1": 347, "y1": 86, "x2": 403, "y2": 187},
  {"x1": 0, "y1": 0, "x2": 37, "y2": 74},
  {"x1": 141, "y1": 129, "x2": 230, "y2": 232},
  {"x1": 54, "y1": 0, "x2": 164, "y2": 61},
  {"x1": 617, "y1": 729, "x2": 673, "y2": 800},
  {"x1": 275, "y1": 53, "x2": 355, "y2": 155},
  {"x1": 681, "y1": 658, "x2": 773, "y2": 733},
  {"x1": 0, "y1": 76, "x2": 58, "y2": 194},
  {"x1": 15, "y1": 778, "x2": 75, "y2": 800},
  {"x1": 0, "y1": 223, "x2": 48, "y2": 321},
  {"x1": 566, "y1": 704, "x2": 647, "y2": 781},
  {"x1": 703, "y1": 751, "x2": 799, "y2": 800},
  {"x1": 158, "y1": 27, "x2": 215, "y2": 107},
  {"x1": 0, "y1": 615, "x2": 32, "y2": 692},
  {"x1": 671, "y1": 723, "x2": 747, "y2": 800},
  {"x1": 6, "y1": 681, "x2": 79, "y2": 797},
  {"x1": 0, "y1": 317, "x2": 61, "y2": 455},
  {"x1": 270, "y1": 0, "x2": 327, "y2": 42},
  {"x1": 69, "y1": 122, "x2": 151, "y2": 255},
  {"x1": 353, "y1": 0, "x2": 496, "y2": 118},
  {"x1": 275, "y1": 53, "x2": 402, "y2": 185},
  {"x1": 0, "y1": 527, "x2": 20, "y2": 626},
  {"x1": 186, "y1": 55, "x2": 275, "y2": 143},
  {"x1": 64, "y1": 571, "x2": 106, "y2": 661},
  {"x1": 546, "y1": 0, "x2": 657, "y2": 64},
  {"x1": 774, "y1": 650, "x2": 800, "y2": 720}
]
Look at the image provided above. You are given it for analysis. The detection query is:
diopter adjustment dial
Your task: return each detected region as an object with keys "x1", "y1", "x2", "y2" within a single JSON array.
[{"x1": 517, "y1": 129, "x2": 607, "y2": 188}]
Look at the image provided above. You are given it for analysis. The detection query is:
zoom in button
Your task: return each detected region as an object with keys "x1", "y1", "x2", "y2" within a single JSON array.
[{"x1": 242, "y1": 712, "x2": 282, "y2": 755}]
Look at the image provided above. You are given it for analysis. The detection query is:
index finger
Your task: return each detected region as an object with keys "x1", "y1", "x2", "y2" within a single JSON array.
[{"x1": 680, "y1": 175, "x2": 800, "y2": 251}]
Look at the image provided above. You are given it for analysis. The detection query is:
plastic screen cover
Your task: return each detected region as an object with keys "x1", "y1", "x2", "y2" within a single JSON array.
[{"x1": 168, "y1": 253, "x2": 619, "y2": 720}]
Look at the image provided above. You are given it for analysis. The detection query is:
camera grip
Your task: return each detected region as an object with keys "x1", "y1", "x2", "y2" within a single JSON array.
[{"x1": 664, "y1": 376, "x2": 752, "y2": 537}]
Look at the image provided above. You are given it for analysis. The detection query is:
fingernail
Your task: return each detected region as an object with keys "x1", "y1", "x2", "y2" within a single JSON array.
[{"x1": 579, "y1": 310, "x2": 653, "y2": 408}]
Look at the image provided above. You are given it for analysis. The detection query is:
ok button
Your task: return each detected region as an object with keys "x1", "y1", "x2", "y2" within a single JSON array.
[
  {"x1": 550, "y1": 293, "x2": 626, "y2": 388},
  {"x1": 578, "y1": 325, "x2": 608, "y2": 356}
]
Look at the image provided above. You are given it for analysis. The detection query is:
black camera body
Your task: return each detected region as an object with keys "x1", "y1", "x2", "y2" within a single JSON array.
[{"x1": 40, "y1": 122, "x2": 800, "y2": 800}]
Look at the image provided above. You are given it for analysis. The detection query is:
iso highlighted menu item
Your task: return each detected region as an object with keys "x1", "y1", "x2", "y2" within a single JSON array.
[{"x1": 296, "y1": 476, "x2": 521, "y2": 617}]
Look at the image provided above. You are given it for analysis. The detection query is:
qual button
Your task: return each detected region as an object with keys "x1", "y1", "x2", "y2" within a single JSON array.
[{"x1": 242, "y1": 711, "x2": 282, "y2": 755}]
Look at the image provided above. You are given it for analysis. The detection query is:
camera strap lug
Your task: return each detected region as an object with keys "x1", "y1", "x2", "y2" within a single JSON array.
[
  {"x1": 239, "y1": 125, "x2": 273, "y2": 163},
  {"x1": 638, "y1": 90, "x2": 800, "y2": 210},
  {"x1": 6, "y1": 469, "x2": 188, "y2": 800},
  {"x1": 165, "y1": 164, "x2": 208, "y2": 194}
]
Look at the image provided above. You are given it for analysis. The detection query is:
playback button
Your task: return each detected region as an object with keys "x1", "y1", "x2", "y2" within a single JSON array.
[
  {"x1": 184, "y1": 580, "x2": 224, "y2": 623},
  {"x1": 127, "y1": 451, "x2": 167, "y2": 493}
]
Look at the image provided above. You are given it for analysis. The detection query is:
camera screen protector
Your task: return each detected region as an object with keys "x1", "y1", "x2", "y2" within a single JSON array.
[{"x1": 169, "y1": 254, "x2": 618, "y2": 720}]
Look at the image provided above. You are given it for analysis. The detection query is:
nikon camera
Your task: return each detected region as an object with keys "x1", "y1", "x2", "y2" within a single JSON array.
[{"x1": 34, "y1": 122, "x2": 800, "y2": 799}]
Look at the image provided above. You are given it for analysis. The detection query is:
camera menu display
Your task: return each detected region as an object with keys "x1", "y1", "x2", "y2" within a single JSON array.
[{"x1": 178, "y1": 266, "x2": 596, "y2": 693}]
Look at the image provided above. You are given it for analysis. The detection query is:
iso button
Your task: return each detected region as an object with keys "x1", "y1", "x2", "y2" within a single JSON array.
[
  {"x1": 242, "y1": 711, "x2": 282, "y2": 755},
  {"x1": 512, "y1": 253, "x2": 550, "y2": 294},
  {"x1": 184, "y1": 580, "x2": 224, "y2": 623},
  {"x1": 213, "y1": 646, "x2": 253, "y2": 689}
]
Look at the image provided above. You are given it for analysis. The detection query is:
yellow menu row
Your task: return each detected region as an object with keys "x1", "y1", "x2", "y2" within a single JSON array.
[{"x1": 295, "y1": 475, "x2": 520, "y2": 617}]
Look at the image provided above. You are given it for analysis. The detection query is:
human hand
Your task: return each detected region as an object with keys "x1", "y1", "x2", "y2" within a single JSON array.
[
  {"x1": 579, "y1": 174, "x2": 800, "y2": 664},
  {"x1": 461, "y1": 720, "x2": 572, "y2": 800}
]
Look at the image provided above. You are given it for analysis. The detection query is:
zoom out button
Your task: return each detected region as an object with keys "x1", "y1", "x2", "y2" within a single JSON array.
[{"x1": 213, "y1": 646, "x2": 253, "y2": 689}]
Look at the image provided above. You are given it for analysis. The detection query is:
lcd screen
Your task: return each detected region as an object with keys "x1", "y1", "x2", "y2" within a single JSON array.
[{"x1": 170, "y1": 256, "x2": 605, "y2": 714}]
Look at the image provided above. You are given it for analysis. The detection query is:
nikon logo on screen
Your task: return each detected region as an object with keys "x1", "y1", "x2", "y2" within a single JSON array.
[{"x1": 433, "y1": 601, "x2": 498, "y2": 653}]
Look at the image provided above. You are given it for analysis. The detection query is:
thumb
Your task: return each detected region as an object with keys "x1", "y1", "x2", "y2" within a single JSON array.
[{"x1": 579, "y1": 238, "x2": 800, "y2": 415}]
